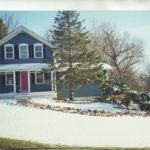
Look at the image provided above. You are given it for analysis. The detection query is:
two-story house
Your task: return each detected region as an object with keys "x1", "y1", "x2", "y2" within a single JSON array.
[
  {"x1": 0, "y1": 26, "x2": 112, "y2": 99},
  {"x1": 0, "y1": 26, "x2": 56, "y2": 97}
]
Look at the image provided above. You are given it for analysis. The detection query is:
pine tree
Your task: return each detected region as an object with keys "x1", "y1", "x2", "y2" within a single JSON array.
[
  {"x1": 50, "y1": 11, "x2": 105, "y2": 100},
  {"x1": 0, "y1": 18, "x2": 8, "y2": 40}
]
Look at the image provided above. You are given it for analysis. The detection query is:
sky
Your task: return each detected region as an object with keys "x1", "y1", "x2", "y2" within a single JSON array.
[
  {"x1": 0, "y1": 11, "x2": 150, "y2": 64},
  {"x1": 0, "y1": 11, "x2": 150, "y2": 41}
]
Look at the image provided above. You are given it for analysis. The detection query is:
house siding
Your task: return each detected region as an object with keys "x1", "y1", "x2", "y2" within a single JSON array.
[
  {"x1": 0, "y1": 32, "x2": 53, "y2": 64},
  {"x1": 30, "y1": 72, "x2": 51, "y2": 92},
  {"x1": 0, "y1": 74, "x2": 13, "y2": 93},
  {"x1": 0, "y1": 72, "x2": 51, "y2": 93},
  {"x1": 0, "y1": 46, "x2": 3, "y2": 59},
  {"x1": 57, "y1": 84, "x2": 101, "y2": 99},
  {"x1": 56, "y1": 72, "x2": 101, "y2": 99}
]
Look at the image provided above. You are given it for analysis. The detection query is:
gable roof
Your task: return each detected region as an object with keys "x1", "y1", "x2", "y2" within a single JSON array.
[{"x1": 0, "y1": 26, "x2": 54, "y2": 48}]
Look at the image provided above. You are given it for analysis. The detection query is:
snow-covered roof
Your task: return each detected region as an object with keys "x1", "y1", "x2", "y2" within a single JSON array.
[
  {"x1": 56, "y1": 62, "x2": 112, "y2": 72},
  {"x1": 0, "y1": 63, "x2": 51, "y2": 72},
  {"x1": 0, "y1": 62, "x2": 112, "y2": 72},
  {"x1": 101, "y1": 63, "x2": 112, "y2": 70},
  {"x1": 0, "y1": 26, "x2": 54, "y2": 48}
]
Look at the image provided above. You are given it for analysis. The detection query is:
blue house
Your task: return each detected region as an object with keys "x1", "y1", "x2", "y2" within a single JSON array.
[
  {"x1": 0, "y1": 26, "x2": 112, "y2": 99},
  {"x1": 0, "y1": 26, "x2": 57, "y2": 97}
]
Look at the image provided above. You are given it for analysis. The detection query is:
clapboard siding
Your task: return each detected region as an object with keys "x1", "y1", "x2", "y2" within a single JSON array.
[{"x1": 0, "y1": 32, "x2": 53, "y2": 64}]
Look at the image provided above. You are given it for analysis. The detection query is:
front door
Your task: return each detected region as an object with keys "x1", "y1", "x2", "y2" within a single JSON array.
[{"x1": 20, "y1": 71, "x2": 28, "y2": 92}]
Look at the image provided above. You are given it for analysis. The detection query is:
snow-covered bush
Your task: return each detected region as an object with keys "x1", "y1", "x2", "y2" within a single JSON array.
[
  {"x1": 100, "y1": 79, "x2": 150, "y2": 111},
  {"x1": 101, "y1": 79, "x2": 135, "y2": 109}
]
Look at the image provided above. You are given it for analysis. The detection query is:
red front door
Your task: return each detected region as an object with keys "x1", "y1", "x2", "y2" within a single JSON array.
[{"x1": 21, "y1": 71, "x2": 28, "y2": 91}]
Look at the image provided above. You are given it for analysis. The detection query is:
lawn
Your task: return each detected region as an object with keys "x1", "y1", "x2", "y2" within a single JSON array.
[
  {"x1": 0, "y1": 137, "x2": 150, "y2": 150},
  {"x1": 0, "y1": 102, "x2": 150, "y2": 148}
]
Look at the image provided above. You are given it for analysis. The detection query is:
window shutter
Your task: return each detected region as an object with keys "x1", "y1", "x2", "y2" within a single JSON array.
[
  {"x1": 2, "y1": 46, "x2": 4, "y2": 59},
  {"x1": 29, "y1": 45, "x2": 33, "y2": 58},
  {"x1": 2, "y1": 74, "x2": 5, "y2": 86},
  {"x1": 0, "y1": 47, "x2": 2, "y2": 59},
  {"x1": 14, "y1": 45, "x2": 19, "y2": 59},
  {"x1": 31, "y1": 73, "x2": 35, "y2": 84},
  {"x1": 44, "y1": 73, "x2": 48, "y2": 80},
  {"x1": 43, "y1": 45, "x2": 45, "y2": 58},
  {"x1": 16, "y1": 72, "x2": 19, "y2": 85}
]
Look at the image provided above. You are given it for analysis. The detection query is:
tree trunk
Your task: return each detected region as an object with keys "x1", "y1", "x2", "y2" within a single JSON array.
[{"x1": 69, "y1": 77, "x2": 73, "y2": 101}]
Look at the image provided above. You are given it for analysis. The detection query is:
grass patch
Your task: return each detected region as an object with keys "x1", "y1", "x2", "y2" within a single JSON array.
[
  {"x1": 0, "y1": 137, "x2": 150, "y2": 150},
  {"x1": 0, "y1": 137, "x2": 51, "y2": 149}
]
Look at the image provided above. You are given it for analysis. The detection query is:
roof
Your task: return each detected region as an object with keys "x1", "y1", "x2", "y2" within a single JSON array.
[
  {"x1": 56, "y1": 62, "x2": 112, "y2": 72},
  {"x1": 101, "y1": 63, "x2": 112, "y2": 70},
  {"x1": 0, "y1": 26, "x2": 54, "y2": 48},
  {"x1": 0, "y1": 63, "x2": 51, "y2": 72}
]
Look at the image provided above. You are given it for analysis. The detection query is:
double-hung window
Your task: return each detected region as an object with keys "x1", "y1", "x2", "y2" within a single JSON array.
[
  {"x1": 4, "y1": 44, "x2": 14, "y2": 59},
  {"x1": 34, "y1": 43, "x2": 43, "y2": 58},
  {"x1": 19, "y1": 43, "x2": 29, "y2": 59},
  {"x1": 5, "y1": 73, "x2": 13, "y2": 86},
  {"x1": 35, "y1": 72, "x2": 44, "y2": 84}
]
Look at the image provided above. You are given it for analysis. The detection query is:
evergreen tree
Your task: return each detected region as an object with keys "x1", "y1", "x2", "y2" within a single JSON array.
[
  {"x1": 0, "y1": 18, "x2": 8, "y2": 40},
  {"x1": 50, "y1": 11, "x2": 105, "y2": 100}
]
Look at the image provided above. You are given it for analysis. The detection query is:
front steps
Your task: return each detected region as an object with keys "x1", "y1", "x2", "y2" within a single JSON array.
[
  {"x1": 13, "y1": 93, "x2": 30, "y2": 100},
  {"x1": 0, "y1": 91, "x2": 57, "y2": 100}
]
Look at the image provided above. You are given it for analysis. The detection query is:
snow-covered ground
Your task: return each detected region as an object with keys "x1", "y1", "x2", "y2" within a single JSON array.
[
  {"x1": 30, "y1": 98, "x2": 136, "y2": 113},
  {"x1": 0, "y1": 101, "x2": 150, "y2": 148}
]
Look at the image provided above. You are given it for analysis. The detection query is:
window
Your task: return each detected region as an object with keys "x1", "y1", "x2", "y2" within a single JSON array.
[
  {"x1": 5, "y1": 73, "x2": 13, "y2": 86},
  {"x1": 4, "y1": 44, "x2": 14, "y2": 59},
  {"x1": 35, "y1": 72, "x2": 44, "y2": 84},
  {"x1": 19, "y1": 43, "x2": 29, "y2": 59},
  {"x1": 34, "y1": 43, "x2": 43, "y2": 58}
]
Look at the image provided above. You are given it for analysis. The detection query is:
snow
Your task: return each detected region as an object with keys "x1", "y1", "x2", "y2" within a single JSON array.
[
  {"x1": 30, "y1": 98, "x2": 134, "y2": 113},
  {"x1": 101, "y1": 63, "x2": 112, "y2": 70},
  {"x1": 0, "y1": 63, "x2": 50, "y2": 72},
  {"x1": 0, "y1": 62, "x2": 111, "y2": 73},
  {"x1": 56, "y1": 62, "x2": 112, "y2": 72},
  {"x1": 0, "y1": 102, "x2": 150, "y2": 148}
]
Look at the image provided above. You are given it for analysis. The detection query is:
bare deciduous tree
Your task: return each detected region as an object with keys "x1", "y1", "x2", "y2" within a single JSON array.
[
  {"x1": 138, "y1": 64, "x2": 150, "y2": 91},
  {"x1": 89, "y1": 23, "x2": 144, "y2": 84}
]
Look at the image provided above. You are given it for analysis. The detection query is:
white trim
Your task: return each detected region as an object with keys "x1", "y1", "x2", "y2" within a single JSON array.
[
  {"x1": 34, "y1": 43, "x2": 43, "y2": 58},
  {"x1": 53, "y1": 51, "x2": 56, "y2": 64},
  {"x1": 51, "y1": 71, "x2": 54, "y2": 91},
  {"x1": 19, "y1": 43, "x2": 29, "y2": 59},
  {"x1": 20, "y1": 72, "x2": 21, "y2": 91},
  {"x1": 35, "y1": 71, "x2": 44, "y2": 84},
  {"x1": 4, "y1": 44, "x2": 14, "y2": 59},
  {"x1": 51, "y1": 71, "x2": 57, "y2": 92},
  {"x1": 0, "y1": 26, "x2": 54, "y2": 48},
  {"x1": 13, "y1": 72, "x2": 16, "y2": 93},
  {"x1": 53, "y1": 71, "x2": 57, "y2": 91},
  {"x1": 28, "y1": 70, "x2": 30, "y2": 92},
  {"x1": 5, "y1": 72, "x2": 13, "y2": 86}
]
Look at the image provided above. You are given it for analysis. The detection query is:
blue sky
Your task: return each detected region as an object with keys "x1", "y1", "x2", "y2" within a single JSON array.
[
  {"x1": 0, "y1": 11, "x2": 150, "y2": 36},
  {"x1": 0, "y1": 11, "x2": 150, "y2": 64}
]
